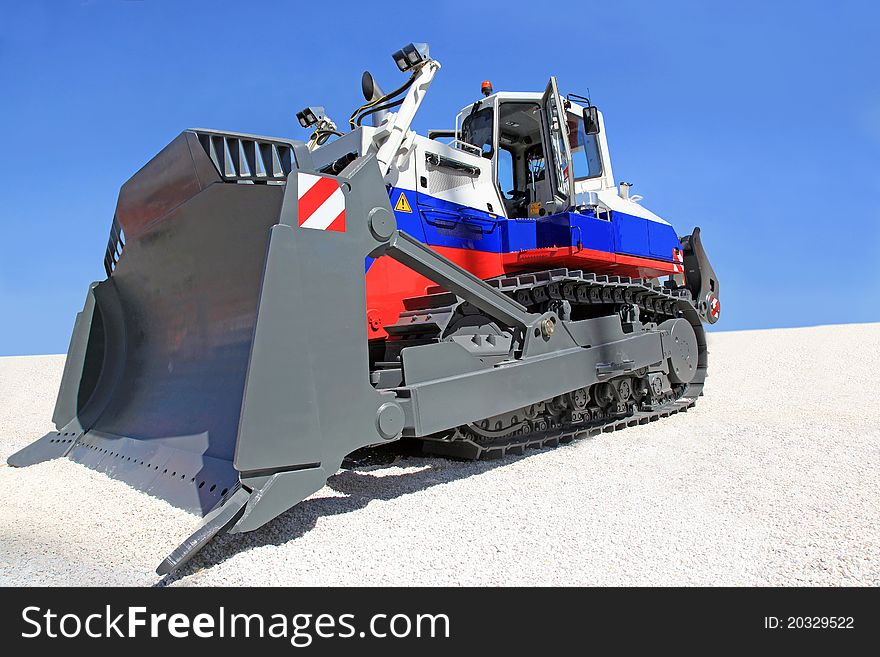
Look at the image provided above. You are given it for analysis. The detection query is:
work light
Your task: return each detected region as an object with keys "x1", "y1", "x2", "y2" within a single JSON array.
[
  {"x1": 391, "y1": 43, "x2": 430, "y2": 72},
  {"x1": 296, "y1": 106, "x2": 326, "y2": 128}
]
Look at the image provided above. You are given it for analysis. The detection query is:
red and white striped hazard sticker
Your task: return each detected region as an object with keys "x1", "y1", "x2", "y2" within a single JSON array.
[
  {"x1": 297, "y1": 173, "x2": 346, "y2": 232},
  {"x1": 709, "y1": 293, "x2": 720, "y2": 320},
  {"x1": 672, "y1": 248, "x2": 684, "y2": 273}
]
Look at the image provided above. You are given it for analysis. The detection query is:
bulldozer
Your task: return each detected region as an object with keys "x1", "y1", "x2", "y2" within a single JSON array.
[{"x1": 8, "y1": 43, "x2": 720, "y2": 575}]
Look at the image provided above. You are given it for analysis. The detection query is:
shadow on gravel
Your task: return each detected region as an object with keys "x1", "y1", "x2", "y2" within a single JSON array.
[{"x1": 154, "y1": 439, "x2": 545, "y2": 586}]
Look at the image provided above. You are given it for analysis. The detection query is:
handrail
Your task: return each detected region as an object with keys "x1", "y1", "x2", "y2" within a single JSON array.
[
  {"x1": 425, "y1": 151, "x2": 481, "y2": 176},
  {"x1": 447, "y1": 139, "x2": 482, "y2": 157}
]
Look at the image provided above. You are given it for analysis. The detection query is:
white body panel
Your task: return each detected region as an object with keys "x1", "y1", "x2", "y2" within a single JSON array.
[{"x1": 412, "y1": 136, "x2": 505, "y2": 214}]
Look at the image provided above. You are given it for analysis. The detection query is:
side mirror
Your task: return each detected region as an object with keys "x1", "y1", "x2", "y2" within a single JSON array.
[
  {"x1": 583, "y1": 106, "x2": 600, "y2": 135},
  {"x1": 481, "y1": 144, "x2": 494, "y2": 159}
]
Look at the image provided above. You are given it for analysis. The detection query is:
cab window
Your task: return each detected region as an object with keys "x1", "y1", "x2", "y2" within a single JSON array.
[
  {"x1": 496, "y1": 146, "x2": 514, "y2": 199},
  {"x1": 461, "y1": 106, "x2": 494, "y2": 156},
  {"x1": 567, "y1": 113, "x2": 602, "y2": 179},
  {"x1": 494, "y1": 101, "x2": 548, "y2": 217}
]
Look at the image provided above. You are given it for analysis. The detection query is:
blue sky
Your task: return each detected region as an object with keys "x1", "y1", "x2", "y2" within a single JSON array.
[{"x1": 1, "y1": 0, "x2": 878, "y2": 355}]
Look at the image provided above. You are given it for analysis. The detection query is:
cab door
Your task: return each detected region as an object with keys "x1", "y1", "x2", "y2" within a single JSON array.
[{"x1": 541, "y1": 77, "x2": 576, "y2": 213}]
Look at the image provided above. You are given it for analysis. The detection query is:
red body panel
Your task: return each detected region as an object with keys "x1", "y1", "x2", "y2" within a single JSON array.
[{"x1": 365, "y1": 245, "x2": 679, "y2": 340}]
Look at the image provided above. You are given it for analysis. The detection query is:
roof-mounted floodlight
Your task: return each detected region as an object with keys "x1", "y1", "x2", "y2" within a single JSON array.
[
  {"x1": 391, "y1": 43, "x2": 430, "y2": 72},
  {"x1": 296, "y1": 106, "x2": 327, "y2": 128}
]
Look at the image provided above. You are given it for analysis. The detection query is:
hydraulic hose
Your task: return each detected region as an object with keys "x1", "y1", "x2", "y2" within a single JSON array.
[
  {"x1": 348, "y1": 71, "x2": 417, "y2": 129},
  {"x1": 355, "y1": 98, "x2": 405, "y2": 126}
]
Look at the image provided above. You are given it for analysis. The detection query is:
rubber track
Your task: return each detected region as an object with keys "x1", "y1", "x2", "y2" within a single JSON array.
[{"x1": 418, "y1": 268, "x2": 708, "y2": 460}]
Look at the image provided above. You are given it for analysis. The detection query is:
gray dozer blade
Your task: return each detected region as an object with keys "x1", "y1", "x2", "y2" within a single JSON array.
[{"x1": 8, "y1": 129, "x2": 406, "y2": 574}]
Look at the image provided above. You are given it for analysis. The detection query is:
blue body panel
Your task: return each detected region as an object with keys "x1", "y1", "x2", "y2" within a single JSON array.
[
  {"x1": 501, "y1": 219, "x2": 537, "y2": 252},
  {"x1": 534, "y1": 211, "x2": 615, "y2": 252},
  {"x1": 647, "y1": 220, "x2": 681, "y2": 259},
  {"x1": 386, "y1": 186, "x2": 680, "y2": 262},
  {"x1": 389, "y1": 188, "x2": 428, "y2": 243},
  {"x1": 613, "y1": 211, "x2": 650, "y2": 257},
  {"x1": 413, "y1": 189, "x2": 503, "y2": 252}
]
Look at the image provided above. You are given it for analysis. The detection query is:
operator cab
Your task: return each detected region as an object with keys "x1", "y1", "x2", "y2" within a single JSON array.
[{"x1": 457, "y1": 78, "x2": 613, "y2": 219}]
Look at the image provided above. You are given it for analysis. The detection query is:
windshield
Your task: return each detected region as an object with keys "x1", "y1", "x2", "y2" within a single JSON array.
[{"x1": 461, "y1": 106, "x2": 494, "y2": 155}]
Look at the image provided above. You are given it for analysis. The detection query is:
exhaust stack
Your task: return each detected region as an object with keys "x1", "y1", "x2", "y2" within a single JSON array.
[{"x1": 361, "y1": 71, "x2": 388, "y2": 127}]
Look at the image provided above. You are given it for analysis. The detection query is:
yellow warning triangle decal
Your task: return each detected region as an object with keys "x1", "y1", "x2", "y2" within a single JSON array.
[{"x1": 394, "y1": 192, "x2": 413, "y2": 213}]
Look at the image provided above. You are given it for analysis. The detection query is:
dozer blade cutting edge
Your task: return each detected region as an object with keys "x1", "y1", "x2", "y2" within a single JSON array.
[{"x1": 9, "y1": 130, "x2": 413, "y2": 574}]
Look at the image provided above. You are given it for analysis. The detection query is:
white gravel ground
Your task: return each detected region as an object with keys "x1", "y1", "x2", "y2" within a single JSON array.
[{"x1": 1, "y1": 323, "x2": 878, "y2": 587}]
